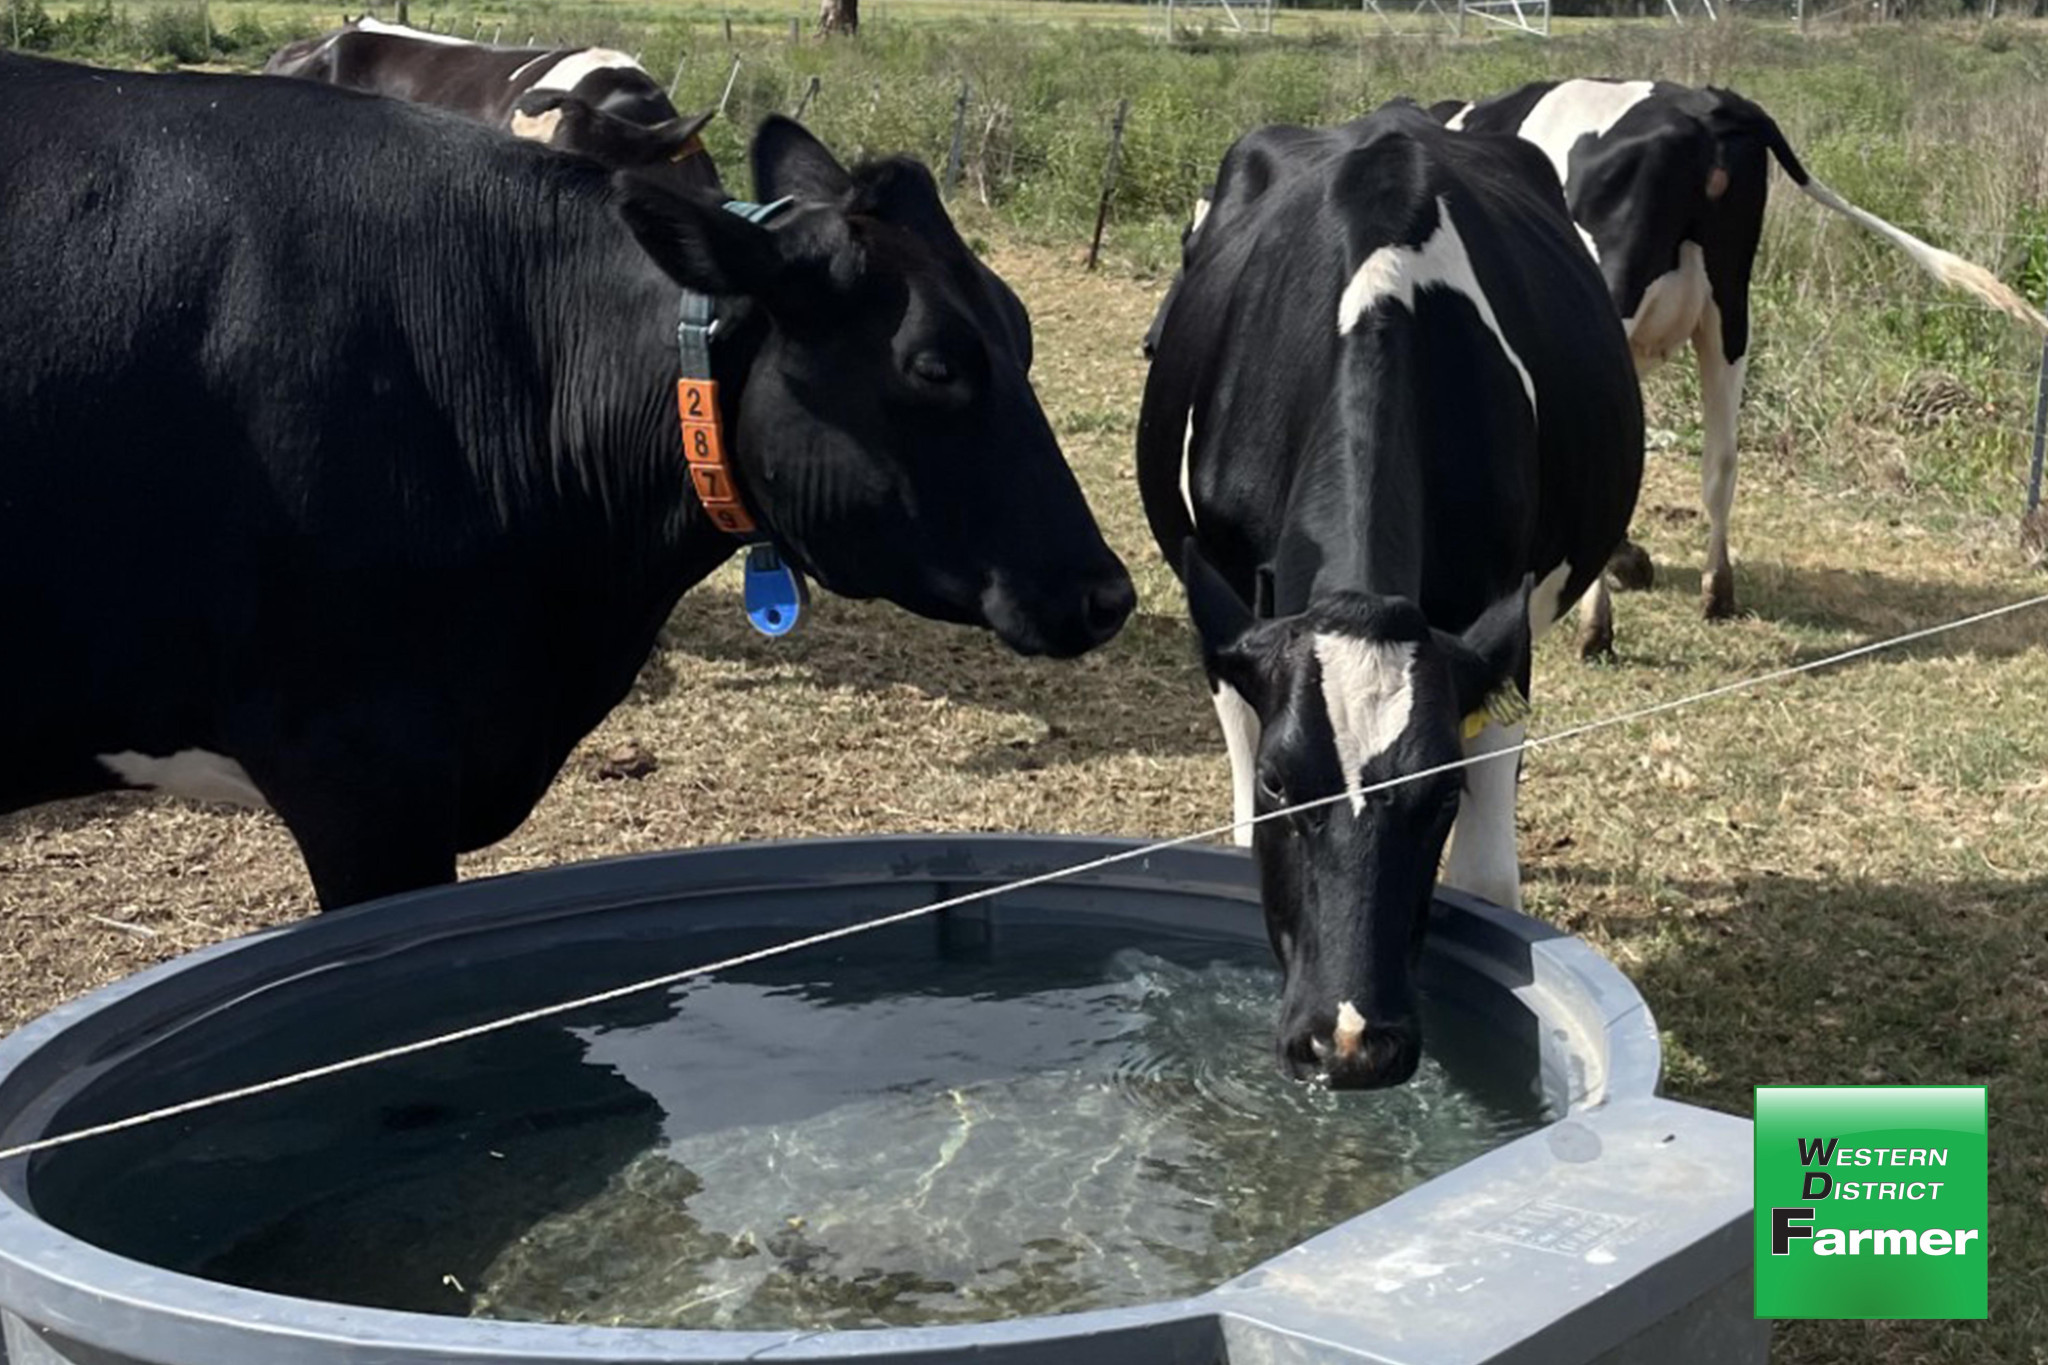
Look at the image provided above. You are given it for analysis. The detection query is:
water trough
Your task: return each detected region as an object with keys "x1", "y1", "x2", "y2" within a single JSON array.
[{"x1": 0, "y1": 835, "x2": 1764, "y2": 1365}]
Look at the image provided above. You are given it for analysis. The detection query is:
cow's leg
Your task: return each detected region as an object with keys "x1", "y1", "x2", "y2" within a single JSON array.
[
  {"x1": 1604, "y1": 540, "x2": 1655, "y2": 592},
  {"x1": 246, "y1": 715, "x2": 461, "y2": 910},
  {"x1": 1211, "y1": 678, "x2": 1261, "y2": 848},
  {"x1": 292, "y1": 820, "x2": 458, "y2": 911},
  {"x1": 1576, "y1": 575, "x2": 1615, "y2": 660},
  {"x1": 1695, "y1": 305, "x2": 1747, "y2": 620},
  {"x1": 1440, "y1": 719, "x2": 1523, "y2": 911}
]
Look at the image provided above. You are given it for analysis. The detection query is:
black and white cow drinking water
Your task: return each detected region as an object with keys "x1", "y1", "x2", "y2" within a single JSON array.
[
  {"x1": 1137, "y1": 104, "x2": 1643, "y2": 1089},
  {"x1": 1434, "y1": 80, "x2": 2048, "y2": 619},
  {"x1": 264, "y1": 18, "x2": 723, "y2": 195},
  {"x1": 0, "y1": 53, "x2": 1131, "y2": 910}
]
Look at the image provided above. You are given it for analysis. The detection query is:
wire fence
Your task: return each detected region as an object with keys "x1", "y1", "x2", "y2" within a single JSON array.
[{"x1": 2, "y1": 587, "x2": 2045, "y2": 1167}]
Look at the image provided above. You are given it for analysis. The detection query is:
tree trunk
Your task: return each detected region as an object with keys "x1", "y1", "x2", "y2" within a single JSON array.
[{"x1": 818, "y1": 0, "x2": 859, "y2": 36}]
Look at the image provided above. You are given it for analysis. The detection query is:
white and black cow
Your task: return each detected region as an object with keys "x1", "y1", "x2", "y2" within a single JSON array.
[
  {"x1": 1435, "y1": 80, "x2": 2048, "y2": 619},
  {"x1": 0, "y1": 53, "x2": 1132, "y2": 909},
  {"x1": 1137, "y1": 103, "x2": 1643, "y2": 1089},
  {"x1": 265, "y1": 18, "x2": 723, "y2": 196}
]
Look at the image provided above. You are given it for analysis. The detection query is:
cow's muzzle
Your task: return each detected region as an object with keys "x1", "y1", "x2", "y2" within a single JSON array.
[
  {"x1": 980, "y1": 564, "x2": 1135, "y2": 659},
  {"x1": 1282, "y1": 1011, "x2": 1422, "y2": 1091}
]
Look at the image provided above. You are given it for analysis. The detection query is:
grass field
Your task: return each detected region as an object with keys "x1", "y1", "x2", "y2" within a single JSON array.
[{"x1": 4, "y1": 10, "x2": 2048, "y2": 1362}]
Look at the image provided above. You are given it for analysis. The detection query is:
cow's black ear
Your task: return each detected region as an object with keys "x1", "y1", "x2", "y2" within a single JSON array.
[
  {"x1": 1435, "y1": 575, "x2": 1531, "y2": 721},
  {"x1": 1183, "y1": 539, "x2": 1265, "y2": 700},
  {"x1": 752, "y1": 115, "x2": 854, "y2": 204},
  {"x1": 671, "y1": 105, "x2": 718, "y2": 145},
  {"x1": 615, "y1": 177, "x2": 784, "y2": 298},
  {"x1": 620, "y1": 106, "x2": 717, "y2": 164},
  {"x1": 847, "y1": 156, "x2": 952, "y2": 237},
  {"x1": 529, "y1": 94, "x2": 716, "y2": 170}
]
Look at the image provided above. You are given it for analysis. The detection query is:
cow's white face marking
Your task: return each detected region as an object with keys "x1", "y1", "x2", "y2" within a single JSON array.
[
  {"x1": 1623, "y1": 239, "x2": 1710, "y2": 373},
  {"x1": 1527, "y1": 560, "x2": 1572, "y2": 637},
  {"x1": 530, "y1": 48, "x2": 642, "y2": 94},
  {"x1": 1313, "y1": 635, "x2": 1417, "y2": 815},
  {"x1": 355, "y1": 17, "x2": 471, "y2": 45},
  {"x1": 509, "y1": 107, "x2": 565, "y2": 143},
  {"x1": 1514, "y1": 78, "x2": 1656, "y2": 190},
  {"x1": 1338, "y1": 197, "x2": 1537, "y2": 417},
  {"x1": 98, "y1": 749, "x2": 268, "y2": 809}
]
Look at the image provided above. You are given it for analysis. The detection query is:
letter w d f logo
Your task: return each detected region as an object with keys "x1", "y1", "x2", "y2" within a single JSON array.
[{"x1": 1773, "y1": 1207, "x2": 1815, "y2": 1256}]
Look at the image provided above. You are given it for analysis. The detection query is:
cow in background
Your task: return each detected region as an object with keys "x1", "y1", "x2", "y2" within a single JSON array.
[
  {"x1": 1435, "y1": 80, "x2": 2048, "y2": 619},
  {"x1": 1138, "y1": 104, "x2": 1642, "y2": 1088},
  {"x1": 265, "y1": 18, "x2": 722, "y2": 195}
]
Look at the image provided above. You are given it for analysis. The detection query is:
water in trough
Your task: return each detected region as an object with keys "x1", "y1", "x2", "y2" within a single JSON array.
[{"x1": 30, "y1": 918, "x2": 1551, "y2": 1332}]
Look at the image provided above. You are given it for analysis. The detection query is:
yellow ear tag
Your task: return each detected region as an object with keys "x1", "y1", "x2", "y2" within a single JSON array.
[{"x1": 1461, "y1": 683, "x2": 1531, "y2": 740}]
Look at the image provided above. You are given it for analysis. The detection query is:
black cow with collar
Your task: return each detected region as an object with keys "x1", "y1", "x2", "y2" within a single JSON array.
[
  {"x1": 1434, "y1": 80, "x2": 2048, "y2": 620},
  {"x1": 265, "y1": 18, "x2": 723, "y2": 196},
  {"x1": 0, "y1": 53, "x2": 1131, "y2": 910},
  {"x1": 1137, "y1": 103, "x2": 1642, "y2": 1089}
]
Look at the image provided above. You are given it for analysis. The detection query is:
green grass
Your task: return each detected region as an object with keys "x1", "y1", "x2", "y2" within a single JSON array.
[{"x1": 11, "y1": 8, "x2": 2043, "y2": 511}]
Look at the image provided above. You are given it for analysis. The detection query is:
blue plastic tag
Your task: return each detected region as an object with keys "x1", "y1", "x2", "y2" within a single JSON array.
[{"x1": 743, "y1": 545, "x2": 806, "y2": 637}]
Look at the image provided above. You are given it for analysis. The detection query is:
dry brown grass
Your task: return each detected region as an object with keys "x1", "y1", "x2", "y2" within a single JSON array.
[{"x1": 3, "y1": 234, "x2": 2046, "y2": 1361}]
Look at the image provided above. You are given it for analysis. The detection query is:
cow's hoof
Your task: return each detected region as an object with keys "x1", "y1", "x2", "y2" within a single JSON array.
[
  {"x1": 1604, "y1": 541, "x2": 1655, "y2": 592},
  {"x1": 1577, "y1": 625, "x2": 1615, "y2": 661},
  {"x1": 1701, "y1": 572, "x2": 1736, "y2": 620}
]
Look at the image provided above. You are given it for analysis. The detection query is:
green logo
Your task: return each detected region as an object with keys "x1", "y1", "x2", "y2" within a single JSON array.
[{"x1": 1754, "y1": 1086, "x2": 1987, "y2": 1320}]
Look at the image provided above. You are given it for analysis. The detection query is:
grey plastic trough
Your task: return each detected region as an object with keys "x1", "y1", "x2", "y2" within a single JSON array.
[{"x1": 0, "y1": 836, "x2": 1764, "y2": 1365}]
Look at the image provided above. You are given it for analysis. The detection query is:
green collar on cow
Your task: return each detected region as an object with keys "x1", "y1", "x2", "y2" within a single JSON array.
[{"x1": 675, "y1": 196, "x2": 805, "y2": 637}]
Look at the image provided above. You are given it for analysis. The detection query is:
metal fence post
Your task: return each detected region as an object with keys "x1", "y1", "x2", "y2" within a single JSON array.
[
  {"x1": 943, "y1": 81, "x2": 970, "y2": 193},
  {"x1": 717, "y1": 54, "x2": 742, "y2": 116},
  {"x1": 2028, "y1": 337, "x2": 2047, "y2": 517},
  {"x1": 792, "y1": 74, "x2": 821, "y2": 119},
  {"x1": 2022, "y1": 337, "x2": 2048, "y2": 562},
  {"x1": 1085, "y1": 98, "x2": 1131, "y2": 272}
]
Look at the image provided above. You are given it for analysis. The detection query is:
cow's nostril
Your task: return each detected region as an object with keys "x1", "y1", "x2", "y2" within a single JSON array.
[{"x1": 1083, "y1": 576, "x2": 1136, "y2": 642}]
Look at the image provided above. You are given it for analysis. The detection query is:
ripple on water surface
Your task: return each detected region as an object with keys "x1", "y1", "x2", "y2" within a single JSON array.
[{"x1": 459, "y1": 938, "x2": 1550, "y2": 1330}]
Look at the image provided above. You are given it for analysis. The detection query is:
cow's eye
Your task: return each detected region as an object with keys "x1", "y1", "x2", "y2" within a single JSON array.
[
  {"x1": 1257, "y1": 767, "x2": 1286, "y2": 807},
  {"x1": 910, "y1": 352, "x2": 956, "y2": 386}
]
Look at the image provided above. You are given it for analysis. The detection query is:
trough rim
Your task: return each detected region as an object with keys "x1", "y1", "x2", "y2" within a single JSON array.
[{"x1": 0, "y1": 833, "x2": 1662, "y2": 1363}]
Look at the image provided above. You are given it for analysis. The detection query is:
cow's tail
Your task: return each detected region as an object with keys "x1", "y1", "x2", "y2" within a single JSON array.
[{"x1": 1716, "y1": 94, "x2": 2047, "y2": 335}]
